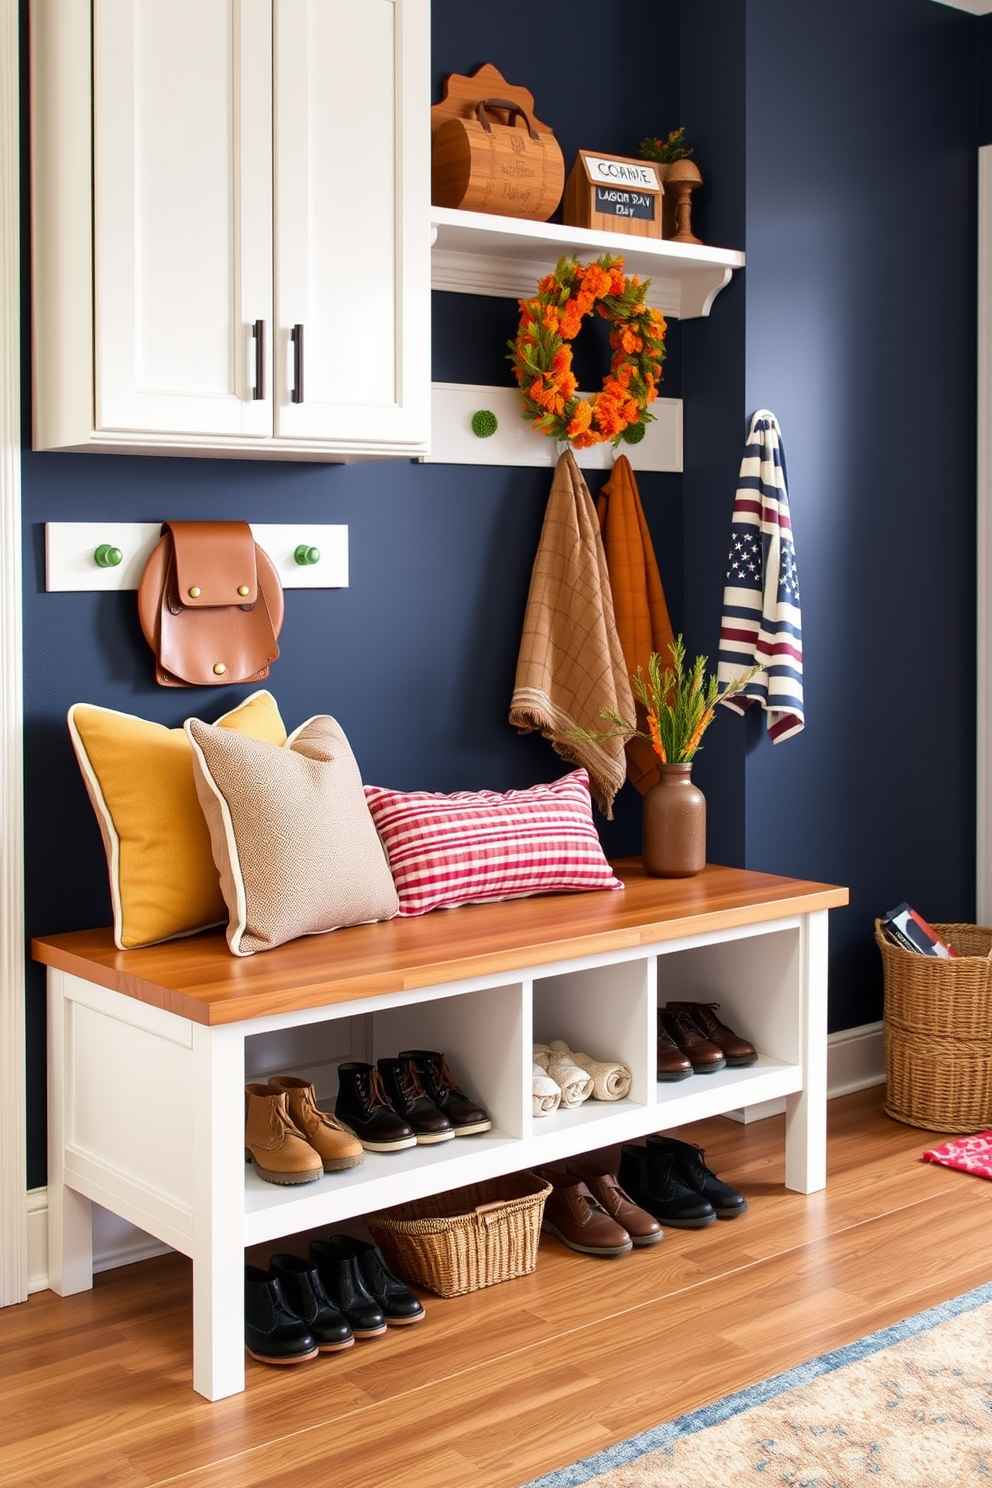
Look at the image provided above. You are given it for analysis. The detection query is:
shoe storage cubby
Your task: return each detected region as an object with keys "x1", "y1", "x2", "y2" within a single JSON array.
[{"x1": 35, "y1": 861, "x2": 846, "y2": 1400}]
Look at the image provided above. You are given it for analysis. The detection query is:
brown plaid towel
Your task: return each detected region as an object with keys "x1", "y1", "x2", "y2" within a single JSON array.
[{"x1": 509, "y1": 451, "x2": 634, "y2": 818}]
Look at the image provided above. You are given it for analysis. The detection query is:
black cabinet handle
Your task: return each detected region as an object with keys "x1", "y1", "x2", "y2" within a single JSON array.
[
  {"x1": 252, "y1": 319, "x2": 265, "y2": 401},
  {"x1": 291, "y1": 323, "x2": 304, "y2": 404}
]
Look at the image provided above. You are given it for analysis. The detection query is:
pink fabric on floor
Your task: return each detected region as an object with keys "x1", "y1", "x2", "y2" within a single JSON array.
[{"x1": 922, "y1": 1132, "x2": 992, "y2": 1178}]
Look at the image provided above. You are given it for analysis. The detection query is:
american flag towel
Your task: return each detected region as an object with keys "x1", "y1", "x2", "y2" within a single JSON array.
[{"x1": 717, "y1": 410, "x2": 804, "y2": 742}]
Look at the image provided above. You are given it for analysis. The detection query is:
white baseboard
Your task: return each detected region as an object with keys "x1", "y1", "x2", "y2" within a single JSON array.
[{"x1": 24, "y1": 1021, "x2": 886, "y2": 1294}]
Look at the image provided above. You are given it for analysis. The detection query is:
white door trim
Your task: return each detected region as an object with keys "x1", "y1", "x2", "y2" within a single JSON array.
[
  {"x1": 978, "y1": 144, "x2": 992, "y2": 924},
  {"x1": 0, "y1": 0, "x2": 27, "y2": 1306}
]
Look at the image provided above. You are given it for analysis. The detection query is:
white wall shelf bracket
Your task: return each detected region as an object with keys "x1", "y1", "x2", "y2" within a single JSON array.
[{"x1": 430, "y1": 206, "x2": 744, "y2": 320}]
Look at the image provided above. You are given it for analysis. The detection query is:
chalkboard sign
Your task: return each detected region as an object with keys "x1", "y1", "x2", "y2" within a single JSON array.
[
  {"x1": 563, "y1": 150, "x2": 663, "y2": 238},
  {"x1": 594, "y1": 186, "x2": 654, "y2": 222}
]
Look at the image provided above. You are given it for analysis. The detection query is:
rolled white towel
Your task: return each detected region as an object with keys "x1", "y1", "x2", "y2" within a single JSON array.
[
  {"x1": 532, "y1": 1042, "x2": 551, "y2": 1071},
  {"x1": 546, "y1": 1050, "x2": 593, "y2": 1107},
  {"x1": 532, "y1": 1064, "x2": 561, "y2": 1117},
  {"x1": 570, "y1": 1050, "x2": 631, "y2": 1101}
]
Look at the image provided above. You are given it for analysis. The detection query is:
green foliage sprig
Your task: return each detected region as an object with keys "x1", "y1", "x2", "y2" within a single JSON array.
[
  {"x1": 639, "y1": 127, "x2": 693, "y2": 166},
  {"x1": 575, "y1": 635, "x2": 759, "y2": 764}
]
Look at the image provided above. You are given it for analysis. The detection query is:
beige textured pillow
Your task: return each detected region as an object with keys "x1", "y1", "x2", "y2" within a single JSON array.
[{"x1": 185, "y1": 714, "x2": 399, "y2": 955}]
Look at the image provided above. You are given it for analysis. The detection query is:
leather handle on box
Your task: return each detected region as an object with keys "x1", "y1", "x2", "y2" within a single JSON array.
[{"x1": 476, "y1": 98, "x2": 539, "y2": 141}]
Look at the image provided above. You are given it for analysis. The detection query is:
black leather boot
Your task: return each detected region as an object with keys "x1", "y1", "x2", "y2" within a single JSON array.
[
  {"x1": 334, "y1": 1062, "x2": 417, "y2": 1152},
  {"x1": 244, "y1": 1264, "x2": 318, "y2": 1365},
  {"x1": 331, "y1": 1234, "x2": 426, "y2": 1324},
  {"x1": 377, "y1": 1057, "x2": 454, "y2": 1145},
  {"x1": 397, "y1": 1049, "x2": 492, "y2": 1135},
  {"x1": 645, "y1": 1134, "x2": 748, "y2": 1217},
  {"x1": 309, "y1": 1236, "x2": 387, "y2": 1338},
  {"x1": 268, "y1": 1253, "x2": 355, "y2": 1350},
  {"x1": 617, "y1": 1142, "x2": 716, "y2": 1228}
]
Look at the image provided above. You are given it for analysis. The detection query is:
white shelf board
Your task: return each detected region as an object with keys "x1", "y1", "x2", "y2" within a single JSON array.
[
  {"x1": 430, "y1": 205, "x2": 745, "y2": 319},
  {"x1": 45, "y1": 523, "x2": 348, "y2": 591},
  {"x1": 426, "y1": 383, "x2": 682, "y2": 471}
]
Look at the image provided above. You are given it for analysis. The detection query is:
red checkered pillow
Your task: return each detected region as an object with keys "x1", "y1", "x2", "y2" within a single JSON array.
[{"x1": 363, "y1": 769, "x2": 623, "y2": 916}]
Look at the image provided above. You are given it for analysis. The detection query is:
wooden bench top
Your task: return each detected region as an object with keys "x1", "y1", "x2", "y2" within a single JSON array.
[{"x1": 31, "y1": 860, "x2": 848, "y2": 1027}]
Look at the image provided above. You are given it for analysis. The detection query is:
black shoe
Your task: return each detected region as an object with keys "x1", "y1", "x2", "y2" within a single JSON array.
[
  {"x1": 377, "y1": 1057, "x2": 455, "y2": 1145},
  {"x1": 309, "y1": 1236, "x2": 388, "y2": 1338},
  {"x1": 334, "y1": 1062, "x2": 417, "y2": 1152},
  {"x1": 397, "y1": 1049, "x2": 492, "y2": 1135},
  {"x1": 617, "y1": 1143, "x2": 716, "y2": 1228},
  {"x1": 244, "y1": 1264, "x2": 318, "y2": 1365},
  {"x1": 268, "y1": 1253, "x2": 355, "y2": 1351},
  {"x1": 645, "y1": 1134, "x2": 748, "y2": 1218},
  {"x1": 331, "y1": 1234, "x2": 426, "y2": 1325}
]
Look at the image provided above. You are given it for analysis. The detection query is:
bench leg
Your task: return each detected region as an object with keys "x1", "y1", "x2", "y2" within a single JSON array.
[
  {"x1": 784, "y1": 908, "x2": 829, "y2": 1194},
  {"x1": 191, "y1": 1023, "x2": 246, "y2": 1401},
  {"x1": 47, "y1": 970, "x2": 93, "y2": 1295}
]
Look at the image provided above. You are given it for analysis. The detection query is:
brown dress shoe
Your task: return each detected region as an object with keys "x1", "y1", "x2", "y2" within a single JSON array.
[
  {"x1": 536, "y1": 1168, "x2": 633, "y2": 1257},
  {"x1": 659, "y1": 1008, "x2": 726, "y2": 1073},
  {"x1": 268, "y1": 1075, "x2": 366, "y2": 1170},
  {"x1": 656, "y1": 1022, "x2": 693, "y2": 1081},
  {"x1": 564, "y1": 1162, "x2": 663, "y2": 1246},
  {"x1": 666, "y1": 1002, "x2": 758, "y2": 1067},
  {"x1": 244, "y1": 1085, "x2": 323, "y2": 1185}
]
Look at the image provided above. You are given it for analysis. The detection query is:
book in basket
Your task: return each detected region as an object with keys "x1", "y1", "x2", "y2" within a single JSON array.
[{"x1": 881, "y1": 902, "x2": 959, "y2": 957}]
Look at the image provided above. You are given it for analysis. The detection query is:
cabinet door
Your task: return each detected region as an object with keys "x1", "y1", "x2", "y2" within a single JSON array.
[
  {"x1": 94, "y1": 0, "x2": 273, "y2": 438},
  {"x1": 272, "y1": 0, "x2": 430, "y2": 451}
]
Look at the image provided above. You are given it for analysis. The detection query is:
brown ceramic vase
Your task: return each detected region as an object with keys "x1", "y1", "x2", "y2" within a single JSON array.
[{"x1": 642, "y1": 762, "x2": 706, "y2": 877}]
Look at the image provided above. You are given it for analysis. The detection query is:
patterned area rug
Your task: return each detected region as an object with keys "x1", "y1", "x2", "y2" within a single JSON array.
[{"x1": 521, "y1": 1280, "x2": 992, "y2": 1487}]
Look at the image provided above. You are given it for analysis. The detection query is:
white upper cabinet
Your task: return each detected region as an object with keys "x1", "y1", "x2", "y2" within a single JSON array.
[{"x1": 30, "y1": 0, "x2": 431, "y2": 460}]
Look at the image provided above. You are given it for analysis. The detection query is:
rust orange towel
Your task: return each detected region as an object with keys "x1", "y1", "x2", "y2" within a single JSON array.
[
  {"x1": 510, "y1": 451, "x2": 633, "y2": 818},
  {"x1": 597, "y1": 454, "x2": 674, "y2": 794}
]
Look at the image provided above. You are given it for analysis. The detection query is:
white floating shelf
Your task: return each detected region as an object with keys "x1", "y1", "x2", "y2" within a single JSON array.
[
  {"x1": 45, "y1": 524, "x2": 348, "y2": 592},
  {"x1": 427, "y1": 383, "x2": 682, "y2": 471},
  {"x1": 430, "y1": 206, "x2": 745, "y2": 320}
]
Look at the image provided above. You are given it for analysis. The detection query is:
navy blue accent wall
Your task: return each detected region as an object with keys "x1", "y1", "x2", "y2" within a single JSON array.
[
  {"x1": 740, "y1": 0, "x2": 977, "y2": 1031},
  {"x1": 678, "y1": 0, "x2": 749, "y2": 867},
  {"x1": 980, "y1": 13, "x2": 992, "y2": 145},
  {"x1": 16, "y1": 0, "x2": 982, "y2": 1185}
]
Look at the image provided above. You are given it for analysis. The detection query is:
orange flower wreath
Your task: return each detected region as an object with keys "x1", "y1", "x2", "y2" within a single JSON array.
[{"x1": 507, "y1": 253, "x2": 667, "y2": 449}]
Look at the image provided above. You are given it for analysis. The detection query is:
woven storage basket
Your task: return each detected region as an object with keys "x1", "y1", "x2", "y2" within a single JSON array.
[
  {"x1": 364, "y1": 1171, "x2": 552, "y2": 1298},
  {"x1": 876, "y1": 919, "x2": 992, "y2": 1131}
]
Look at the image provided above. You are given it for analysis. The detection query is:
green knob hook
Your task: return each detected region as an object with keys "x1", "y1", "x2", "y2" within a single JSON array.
[
  {"x1": 94, "y1": 544, "x2": 123, "y2": 568},
  {"x1": 294, "y1": 544, "x2": 321, "y2": 566}
]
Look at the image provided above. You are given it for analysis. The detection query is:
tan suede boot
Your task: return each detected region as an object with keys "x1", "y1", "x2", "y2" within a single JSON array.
[
  {"x1": 244, "y1": 1084, "x2": 323, "y2": 1185},
  {"x1": 268, "y1": 1075, "x2": 365, "y2": 1171}
]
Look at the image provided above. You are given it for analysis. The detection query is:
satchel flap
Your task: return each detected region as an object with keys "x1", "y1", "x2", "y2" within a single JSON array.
[{"x1": 164, "y1": 521, "x2": 258, "y2": 607}]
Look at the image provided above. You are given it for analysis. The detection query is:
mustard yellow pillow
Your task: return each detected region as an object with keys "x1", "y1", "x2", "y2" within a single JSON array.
[{"x1": 68, "y1": 691, "x2": 288, "y2": 949}]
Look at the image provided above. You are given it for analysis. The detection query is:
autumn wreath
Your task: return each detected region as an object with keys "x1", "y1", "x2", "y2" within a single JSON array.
[{"x1": 507, "y1": 253, "x2": 667, "y2": 449}]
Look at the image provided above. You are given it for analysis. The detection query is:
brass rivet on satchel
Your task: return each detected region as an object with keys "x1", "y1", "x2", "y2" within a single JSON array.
[
  {"x1": 213, "y1": 662, "x2": 227, "y2": 676},
  {"x1": 188, "y1": 586, "x2": 201, "y2": 598},
  {"x1": 237, "y1": 585, "x2": 250, "y2": 596}
]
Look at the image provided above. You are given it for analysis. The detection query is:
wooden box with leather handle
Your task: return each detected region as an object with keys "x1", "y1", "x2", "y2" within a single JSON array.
[
  {"x1": 431, "y1": 98, "x2": 564, "y2": 221},
  {"x1": 137, "y1": 521, "x2": 284, "y2": 687}
]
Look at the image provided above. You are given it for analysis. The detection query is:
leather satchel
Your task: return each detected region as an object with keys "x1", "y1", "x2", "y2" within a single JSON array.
[{"x1": 137, "y1": 520, "x2": 284, "y2": 687}]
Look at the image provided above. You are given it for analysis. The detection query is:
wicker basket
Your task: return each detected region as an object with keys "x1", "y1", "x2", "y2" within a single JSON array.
[
  {"x1": 364, "y1": 1171, "x2": 552, "y2": 1298},
  {"x1": 876, "y1": 919, "x2": 992, "y2": 1132}
]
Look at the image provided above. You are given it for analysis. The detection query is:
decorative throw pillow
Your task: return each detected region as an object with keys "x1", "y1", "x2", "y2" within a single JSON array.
[
  {"x1": 186, "y1": 714, "x2": 399, "y2": 956},
  {"x1": 363, "y1": 768, "x2": 623, "y2": 916},
  {"x1": 68, "y1": 690, "x2": 288, "y2": 950}
]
